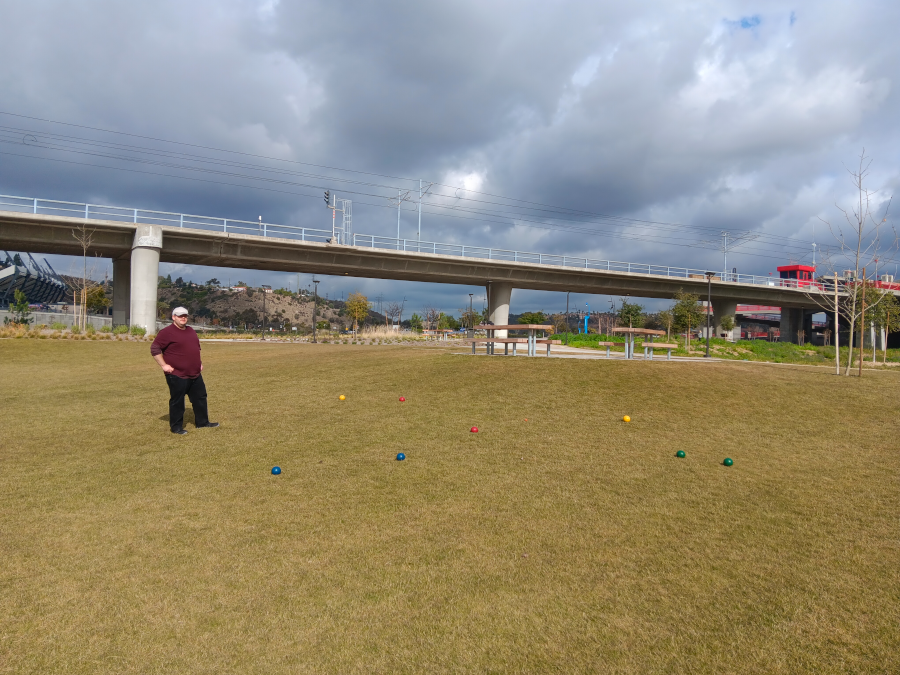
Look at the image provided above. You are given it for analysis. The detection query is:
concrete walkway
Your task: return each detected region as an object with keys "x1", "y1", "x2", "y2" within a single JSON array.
[{"x1": 460, "y1": 344, "x2": 721, "y2": 362}]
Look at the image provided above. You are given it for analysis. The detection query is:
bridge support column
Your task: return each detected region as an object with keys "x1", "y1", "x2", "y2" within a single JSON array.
[
  {"x1": 712, "y1": 298, "x2": 738, "y2": 341},
  {"x1": 779, "y1": 307, "x2": 804, "y2": 344},
  {"x1": 129, "y1": 225, "x2": 162, "y2": 334},
  {"x1": 487, "y1": 282, "x2": 513, "y2": 338},
  {"x1": 112, "y1": 257, "x2": 130, "y2": 327}
]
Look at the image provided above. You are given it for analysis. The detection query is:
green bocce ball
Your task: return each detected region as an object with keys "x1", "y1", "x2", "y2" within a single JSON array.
[
  {"x1": 723, "y1": 457, "x2": 734, "y2": 467},
  {"x1": 676, "y1": 451, "x2": 686, "y2": 458}
]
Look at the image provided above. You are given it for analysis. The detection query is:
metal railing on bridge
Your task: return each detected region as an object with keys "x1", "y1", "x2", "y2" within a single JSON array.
[{"x1": 1, "y1": 193, "x2": 821, "y2": 292}]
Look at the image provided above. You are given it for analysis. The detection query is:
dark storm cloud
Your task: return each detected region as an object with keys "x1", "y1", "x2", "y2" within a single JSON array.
[{"x1": 0, "y1": 0, "x2": 898, "y2": 313}]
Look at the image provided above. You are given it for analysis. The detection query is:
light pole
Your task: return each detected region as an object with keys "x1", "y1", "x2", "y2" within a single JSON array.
[
  {"x1": 468, "y1": 293, "x2": 474, "y2": 337},
  {"x1": 261, "y1": 284, "x2": 271, "y2": 339},
  {"x1": 705, "y1": 272, "x2": 714, "y2": 358},
  {"x1": 312, "y1": 278, "x2": 320, "y2": 343},
  {"x1": 565, "y1": 291, "x2": 570, "y2": 345}
]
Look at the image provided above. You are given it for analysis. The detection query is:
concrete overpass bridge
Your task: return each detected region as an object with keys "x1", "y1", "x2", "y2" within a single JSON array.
[{"x1": 0, "y1": 194, "x2": 832, "y2": 340}]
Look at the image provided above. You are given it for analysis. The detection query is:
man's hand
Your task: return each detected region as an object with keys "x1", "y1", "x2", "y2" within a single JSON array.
[{"x1": 153, "y1": 353, "x2": 173, "y2": 373}]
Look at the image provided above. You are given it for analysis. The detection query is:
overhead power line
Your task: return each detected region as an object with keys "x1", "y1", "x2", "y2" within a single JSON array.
[{"x1": 0, "y1": 110, "x2": 816, "y2": 261}]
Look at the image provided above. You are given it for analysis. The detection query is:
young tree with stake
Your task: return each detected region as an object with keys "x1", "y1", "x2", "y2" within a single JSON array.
[{"x1": 808, "y1": 150, "x2": 897, "y2": 376}]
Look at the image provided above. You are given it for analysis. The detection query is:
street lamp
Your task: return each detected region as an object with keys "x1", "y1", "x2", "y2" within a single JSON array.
[
  {"x1": 468, "y1": 293, "x2": 474, "y2": 337},
  {"x1": 261, "y1": 285, "x2": 271, "y2": 340},
  {"x1": 312, "y1": 279, "x2": 320, "y2": 343},
  {"x1": 565, "y1": 291, "x2": 570, "y2": 345},
  {"x1": 705, "y1": 271, "x2": 714, "y2": 358}
]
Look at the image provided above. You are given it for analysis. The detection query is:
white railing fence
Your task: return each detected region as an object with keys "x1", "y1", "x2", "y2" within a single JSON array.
[{"x1": 0, "y1": 194, "x2": 820, "y2": 291}]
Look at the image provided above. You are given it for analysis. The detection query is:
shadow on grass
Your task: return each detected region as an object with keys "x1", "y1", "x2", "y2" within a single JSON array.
[{"x1": 157, "y1": 411, "x2": 195, "y2": 425}]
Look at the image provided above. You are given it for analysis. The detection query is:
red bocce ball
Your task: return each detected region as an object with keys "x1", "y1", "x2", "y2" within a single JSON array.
[{"x1": 470, "y1": 426, "x2": 479, "y2": 433}]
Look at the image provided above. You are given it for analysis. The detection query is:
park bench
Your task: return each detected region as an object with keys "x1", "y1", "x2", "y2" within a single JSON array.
[
  {"x1": 640, "y1": 342, "x2": 678, "y2": 360},
  {"x1": 595, "y1": 341, "x2": 627, "y2": 357}
]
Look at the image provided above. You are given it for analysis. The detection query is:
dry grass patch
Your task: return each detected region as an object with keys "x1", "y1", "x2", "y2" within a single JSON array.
[{"x1": 1, "y1": 341, "x2": 898, "y2": 674}]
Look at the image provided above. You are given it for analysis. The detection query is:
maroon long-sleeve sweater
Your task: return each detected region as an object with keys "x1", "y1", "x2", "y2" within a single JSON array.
[{"x1": 150, "y1": 324, "x2": 202, "y2": 378}]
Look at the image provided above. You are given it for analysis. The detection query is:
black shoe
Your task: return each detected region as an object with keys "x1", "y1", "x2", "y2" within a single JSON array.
[
  {"x1": 197, "y1": 422, "x2": 219, "y2": 428},
  {"x1": 172, "y1": 429, "x2": 188, "y2": 435}
]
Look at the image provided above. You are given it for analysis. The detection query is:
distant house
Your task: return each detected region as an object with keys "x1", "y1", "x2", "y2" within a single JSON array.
[{"x1": 231, "y1": 286, "x2": 247, "y2": 293}]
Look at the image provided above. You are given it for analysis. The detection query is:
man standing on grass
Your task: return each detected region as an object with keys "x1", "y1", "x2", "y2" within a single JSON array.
[{"x1": 150, "y1": 306, "x2": 218, "y2": 435}]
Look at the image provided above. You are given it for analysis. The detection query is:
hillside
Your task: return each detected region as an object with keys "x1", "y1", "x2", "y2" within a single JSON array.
[{"x1": 157, "y1": 283, "x2": 385, "y2": 331}]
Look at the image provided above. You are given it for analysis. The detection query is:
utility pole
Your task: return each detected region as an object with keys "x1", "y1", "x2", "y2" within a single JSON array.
[
  {"x1": 312, "y1": 278, "x2": 320, "y2": 343},
  {"x1": 705, "y1": 272, "x2": 714, "y2": 357},
  {"x1": 469, "y1": 293, "x2": 474, "y2": 337},
  {"x1": 722, "y1": 231, "x2": 728, "y2": 278},
  {"x1": 397, "y1": 188, "x2": 401, "y2": 241},
  {"x1": 418, "y1": 179, "x2": 422, "y2": 242}
]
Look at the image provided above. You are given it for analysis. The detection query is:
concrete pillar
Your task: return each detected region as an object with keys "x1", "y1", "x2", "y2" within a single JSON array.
[
  {"x1": 129, "y1": 225, "x2": 162, "y2": 333},
  {"x1": 487, "y1": 282, "x2": 513, "y2": 338},
  {"x1": 779, "y1": 307, "x2": 803, "y2": 343},
  {"x1": 711, "y1": 298, "x2": 738, "y2": 342},
  {"x1": 803, "y1": 311, "x2": 815, "y2": 346},
  {"x1": 112, "y1": 257, "x2": 130, "y2": 327}
]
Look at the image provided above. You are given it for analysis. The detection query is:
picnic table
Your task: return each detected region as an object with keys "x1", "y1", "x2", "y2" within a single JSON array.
[
  {"x1": 472, "y1": 324, "x2": 556, "y2": 357},
  {"x1": 422, "y1": 329, "x2": 455, "y2": 341},
  {"x1": 610, "y1": 327, "x2": 666, "y2": 359}
]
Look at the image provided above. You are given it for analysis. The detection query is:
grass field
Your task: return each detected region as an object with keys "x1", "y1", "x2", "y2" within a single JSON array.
[
  {"x1": 2, "y1": 340, "x2": 898, "y2": 674},
  {"x1": 549, "y1": 332, "x2": 900, "y2": 367}
]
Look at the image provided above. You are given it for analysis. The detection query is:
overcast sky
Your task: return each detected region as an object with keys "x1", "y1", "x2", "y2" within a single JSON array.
[{"x1": 1, "y1": 0, "x2": 897, "y2": 315}]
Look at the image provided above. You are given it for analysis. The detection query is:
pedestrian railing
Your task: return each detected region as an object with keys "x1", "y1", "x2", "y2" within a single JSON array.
[{"x1": 1, "y1": 193, "x2": 821, "y2": 292}]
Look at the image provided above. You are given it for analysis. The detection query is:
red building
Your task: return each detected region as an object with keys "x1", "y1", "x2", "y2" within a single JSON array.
[{"x1": 777, "y1": 264, "x2": 816, "y2": 285}]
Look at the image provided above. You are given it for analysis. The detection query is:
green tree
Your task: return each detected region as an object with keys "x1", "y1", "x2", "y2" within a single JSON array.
[
  {"x1": 719, "y1": 315, "x2": 735, "y2": 333},
  {"x1": 617, "y1": 300, "x2": 644, "y2": 328},
  {"x1": 438, "y1": 313, "x2": 460, "y2": 330},
  {"x1": 657, "y1": 309, "x2": 674, "y2": 341},
  {"x1": 865, "y1": 288, "x2": 900, "y2": 363},
  {"x1": 344, "y1": 292, "x2": 371, "y2": 333},
  {"x1": 85, "y1": 285, "x2": 111, "y2": 313},
  {"x1": 548, "y1": 313, "x2": 569, "y2": 334},
  {"x1": 409, "y1": 313, "x2": 423, "y2": 331},
  {"x1": 206, "y1": 278, "x2": 220, "y2": 287},
  {"x1": 518, "y1": 311, "x2": 547, "y2": 325},
  {"x1": 672, "y1": 289, "x2": 704, "y2": 351},
  {"x1": 6, "y1": 288, "x2": 32, "y2": 325}
]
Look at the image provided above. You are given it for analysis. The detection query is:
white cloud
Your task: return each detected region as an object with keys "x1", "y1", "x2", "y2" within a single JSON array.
[{"x1": 2, "y1": 0, "x2": 899, "y2": 313}]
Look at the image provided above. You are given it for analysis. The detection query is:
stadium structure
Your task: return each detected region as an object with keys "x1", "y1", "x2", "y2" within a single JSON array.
[{"x1": 0, "y1": 251, "x2": 68, "y2": 307}]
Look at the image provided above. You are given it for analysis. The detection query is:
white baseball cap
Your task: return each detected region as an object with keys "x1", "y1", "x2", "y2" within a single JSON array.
[{"x1": 172, "y1": 307, "x2": 189, "y2": 316}]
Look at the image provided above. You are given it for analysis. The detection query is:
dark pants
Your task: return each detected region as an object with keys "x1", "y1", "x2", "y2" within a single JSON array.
[{"x1": 165, "y1": 373, "x2": 209, "y2": 431}]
